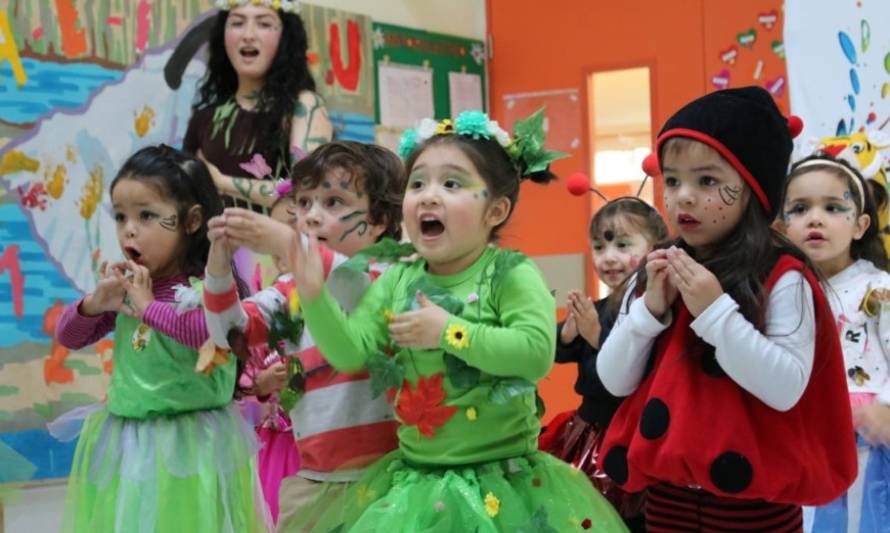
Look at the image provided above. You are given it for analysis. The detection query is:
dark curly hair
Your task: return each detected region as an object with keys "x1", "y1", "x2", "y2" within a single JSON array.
[
  {"x1": 193, "y1": 8, "x2": 317, "y2": 172},
  {"x1": 290, "y1": 141, "x2": 405, "y2": 240},
  {"x1": 404, "y1": 135, "x2": 557, "y2": 241}
]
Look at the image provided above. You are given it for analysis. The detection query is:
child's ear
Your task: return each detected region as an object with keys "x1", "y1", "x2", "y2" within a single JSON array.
[
  {"x1": 485, "y1": 197, "x2": 511, "y2": 228},
  {"x1": 185, "y1": 205, "x2": 203, "y2": 235},
  {"x1": 770, "y1": 218, "x2": 787, "y2": 233},
  {"x1": 854, "y1": 213, "x2": 871, "y2": 240}
]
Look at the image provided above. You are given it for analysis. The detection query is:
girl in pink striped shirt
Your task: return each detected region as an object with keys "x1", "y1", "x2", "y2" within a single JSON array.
[{"x1": 56, "y1": 145, "x2": 268, "y2": 532}]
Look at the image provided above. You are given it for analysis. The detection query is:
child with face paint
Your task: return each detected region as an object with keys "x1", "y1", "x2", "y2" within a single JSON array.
[
  {"x1": 778, "y1": 154, "x2": 890, "y2": 533},
  {"x1": 55, "y1": 145, "x2": 267, "y2": 532},
  {"x1": 541, "y1": 197, "x2": 667, "y2": 532},
  {"x1": 203, "y1": 141, "x2": 406, "y2": 529},
  {"x1": 596, "y1": 87, "x2": 858, "y2": 531},
  {"x1": 281, "y1": 110, "x2": 628, "y2": 532}
]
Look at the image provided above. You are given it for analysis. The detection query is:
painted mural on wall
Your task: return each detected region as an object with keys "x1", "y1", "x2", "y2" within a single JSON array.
[
  {"x1": 0, "y1": 0, "x2": 376, "y2": 483},
  {"x1": 703, "y1": 0, "x2": 788, "y2": 114}
]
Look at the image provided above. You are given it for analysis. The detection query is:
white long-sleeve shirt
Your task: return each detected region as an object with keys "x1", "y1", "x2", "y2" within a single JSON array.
[
  {"x1": 597, "y1": 271, "x2": 816, "y2": 412},
  {"x1": 825, "y1": 259, "x2": 890, "y2": 405}
]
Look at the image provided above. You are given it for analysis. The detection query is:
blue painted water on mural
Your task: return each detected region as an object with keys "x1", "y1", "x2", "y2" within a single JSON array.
[
  {"x1": 331, "y1": 111, "x2": 376, "y2": 143},
  {"x1": 0, "y1": 204, "x2": 82, "y2": 348},
  {"x1": 0, "y1": 58, "x2": 123, "y2": 125},
  {"x1": 0, "y1": 429, "x2": 77, "y2": 480}
]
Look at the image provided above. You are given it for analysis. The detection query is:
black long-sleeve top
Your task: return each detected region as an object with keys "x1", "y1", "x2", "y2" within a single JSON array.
[{"x1": 554, "y1": 297, "x2": 622, "y2": 427}]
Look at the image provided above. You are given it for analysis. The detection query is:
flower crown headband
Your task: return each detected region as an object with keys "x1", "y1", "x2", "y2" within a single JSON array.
[
  {"x1": 215, "y1": 0, "x2": 300, "y2": 14},
  {"x1": 397, "y1": 108, "x2": 568, "y2": 178}
]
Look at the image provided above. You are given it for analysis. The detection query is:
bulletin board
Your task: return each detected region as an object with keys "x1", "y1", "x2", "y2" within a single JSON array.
[{"x1": 372, "y1": 22, "x2": 487, "y2": 138}]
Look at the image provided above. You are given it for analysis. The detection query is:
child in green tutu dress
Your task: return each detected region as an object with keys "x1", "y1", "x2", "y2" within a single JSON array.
[
  {"x1": 276, "y1": 110, "x2": 628, "y2": 532},
  {"x1": 56, "y1": 145, "x2": 268, "y2": 532}
]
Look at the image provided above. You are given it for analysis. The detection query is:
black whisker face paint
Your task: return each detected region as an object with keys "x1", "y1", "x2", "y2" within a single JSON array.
[{"x1": 160, "y1": 214, "x2": 178, "y2": 232}]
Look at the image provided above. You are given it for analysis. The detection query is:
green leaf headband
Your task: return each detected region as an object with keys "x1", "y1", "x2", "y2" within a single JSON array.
[
  {"x1": 215, "y1": 0, "x2": 300, "y2": 14},
  {"x1": 397, "y1": 108, "x2": 568, "y2": 178}
]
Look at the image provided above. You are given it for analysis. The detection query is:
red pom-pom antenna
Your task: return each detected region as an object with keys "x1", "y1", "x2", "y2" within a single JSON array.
[
  {"x1": 787, "y1": 115, "x2": 804, "y2": 139},
  {"x1": 566, "y1": 172, "x2": 592, "y2": 196},
  {"x1": 641, "y1": 153, "x2": 660, "y2": 177}
]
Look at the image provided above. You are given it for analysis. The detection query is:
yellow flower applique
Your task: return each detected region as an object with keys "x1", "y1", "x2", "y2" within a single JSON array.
[
  {"x1": 383, "y1": 308, "x2": 395, "y2": 323},
  {"x1": 445, "y1": 324, "x2": 469, "y2": 350},
  {"x1": 483, "y1": 492, "x2": 500, "y2": 517},
  {"x1": 465, "y1": 407, "x2": 478, "y2": 421},
  {"x1": 131, "y1": 323, "x2": 151, "y2": 352}
]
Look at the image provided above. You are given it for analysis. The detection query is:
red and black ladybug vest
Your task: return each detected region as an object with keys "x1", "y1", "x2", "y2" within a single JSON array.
[{"x1": 601, "y1": 255, "x2": 857, "y2": 505}]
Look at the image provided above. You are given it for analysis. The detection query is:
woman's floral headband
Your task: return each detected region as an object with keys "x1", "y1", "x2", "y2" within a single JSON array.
[
  {"x1": 215, "y1": 0, "x2": 300, "y2": 14},
  {"x1": 398, "y1": 108, "x2": 567, "y2": 178}
]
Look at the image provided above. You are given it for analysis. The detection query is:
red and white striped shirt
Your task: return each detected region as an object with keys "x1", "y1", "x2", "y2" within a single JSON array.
[{"x1": 203, "y1": 245, "x2": 397, "y2": 481}]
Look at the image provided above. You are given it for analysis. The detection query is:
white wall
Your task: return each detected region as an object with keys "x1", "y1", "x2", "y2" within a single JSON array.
[{"x1": 308, "y1": 0, "x2": 487, "y2": 39}]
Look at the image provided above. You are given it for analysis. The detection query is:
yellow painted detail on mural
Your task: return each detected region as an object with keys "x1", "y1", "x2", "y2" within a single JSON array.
[
  {"x1": 66, "y1": 145, "x2": 77, "y2": 163},
  {"x1": 46, "y1": 165, "x2": 67, "y2": 199},
  {"x1": 0, "y1": 150, "x2": 40, "y2": 176},
  {"x1": 134, "y1": 106, "x2": 156, "y2": 138},
  {"x1": 79, "y1": 166, "x2": 104, "y2": 220},
  {"x1": 0, "y1": 12, "x2": 27, "y2": 87}
]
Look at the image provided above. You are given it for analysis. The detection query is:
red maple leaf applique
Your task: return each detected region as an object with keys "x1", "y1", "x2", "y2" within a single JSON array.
[{"x1": 394, "y1": 373, "x2": 458, "y2": 438}]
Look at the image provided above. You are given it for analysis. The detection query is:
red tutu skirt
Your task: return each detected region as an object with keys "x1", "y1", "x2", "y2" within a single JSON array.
[{"x1": 540, "y1": 410, "x2": 645, "y2": 519}]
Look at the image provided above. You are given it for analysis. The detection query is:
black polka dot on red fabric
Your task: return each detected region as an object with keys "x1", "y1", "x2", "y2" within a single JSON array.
[
  {"x1": 602, "y1": 446, "x2": 629, "y2": 485},
  {"x1": 709, "y1": 451, "x2": 753, "y2": 493},
  {"x1": 639, "y1": 398, "x2": 670, "y2": 439}
]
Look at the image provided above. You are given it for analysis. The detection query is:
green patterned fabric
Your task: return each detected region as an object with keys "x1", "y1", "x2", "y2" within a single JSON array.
[{"x1": 107, "y1": 314, "x2": 234, "y2": 418}]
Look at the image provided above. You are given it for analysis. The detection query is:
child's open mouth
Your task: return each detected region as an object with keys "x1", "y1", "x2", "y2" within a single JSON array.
[
  {"x1": 125, "y1": 246, "x2": 144, "y2": 264},
  {"x1": 419, "y1": 215, "x2": 445, "y2": 239},
  {"x1": 677, "y1": 213, "x2": 701, "y2": 229}
]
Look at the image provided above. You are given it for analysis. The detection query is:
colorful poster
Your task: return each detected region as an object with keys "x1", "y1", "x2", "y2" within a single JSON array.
[{"x1": 786, "y1": 0, "x2": 890, "y2": 143}]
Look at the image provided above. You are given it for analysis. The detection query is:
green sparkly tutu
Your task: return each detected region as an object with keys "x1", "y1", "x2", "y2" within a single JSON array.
[
  {"x1": 62, "y1": 404, "x2": 269, "y2": 533},
  {"x1": 279, "y1": 450, "x2": 628, "y2": 532}
]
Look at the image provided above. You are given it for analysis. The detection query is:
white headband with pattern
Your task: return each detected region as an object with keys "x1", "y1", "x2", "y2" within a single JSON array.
[
  {"x1": 215, "y1": 0, "x2": 300, "y2": 14},
  {"x1": 794, "y1": 159, "x2": 867, "y2": 211}
]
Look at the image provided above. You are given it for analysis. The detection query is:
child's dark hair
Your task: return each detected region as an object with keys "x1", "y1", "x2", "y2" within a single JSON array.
[
  {"x1": 589, "y1": 197, "x2": 669, "y2": 246},
  {"x1": 290, "y1": 141, "x2": 405, "y2": 240},
  {"x1": 110, "y1": 144, "x2": 222, "y2": 279},
  {"x1": 404, "y1": 135, "x2": 557, "y2": 240},
  {"x1": 782, "y1": 153, "x2": 888, "y2": 270},
  {"x1": 194, "y1": 9, "x2": 316, "y2": 172}
]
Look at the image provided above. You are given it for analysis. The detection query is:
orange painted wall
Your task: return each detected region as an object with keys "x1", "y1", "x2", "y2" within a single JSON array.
[{"x1": 487, "y1": 0, "x2": 786, "y2": 422}]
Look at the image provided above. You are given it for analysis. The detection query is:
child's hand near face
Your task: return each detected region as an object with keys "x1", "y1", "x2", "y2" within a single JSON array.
[
  {"x1": 122, "y1": 262, "x2": 154, "y2": 319},
  {"x1": 863, "y1": 287, "x2": 890, "y2": 316},
  {"x1": 567, "y1": 290, "x2": 601, "y2": 349},
  {"x1": 81, "y1": 261, "x2": 129, "y2": 316},
  {"x1": 665, "y1": 247, "x2": 724, "y2": 317},
  {"x1": 289, "y1": 232, "x2": 325, "y2": 301},
  {"x1": 853, "y1": 403, "x2": 890, "y2": 446},
  {"x1": 643, "y1": 249, "x2": 678, "y2": 319},
  {"x1": 207, "y1": 215, "x2": 237, "y2": 278},
  {"x1": 388, "y1": 292, "x2": 451, "y2": 349},
  {"x1": 223, "y1": 207, "x2": 296, "y2": 260},
  {"x1": 560, "y1": 306, "x2": 579, "y2": 345}
]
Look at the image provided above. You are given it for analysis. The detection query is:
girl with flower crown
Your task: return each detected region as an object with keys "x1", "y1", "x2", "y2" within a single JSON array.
[
  {"x1": 280, "y1": 109, "x2": 628, "y2": 532},
  {"x1": 184, "y1": 0, "x2": 332, "y2": 214}
]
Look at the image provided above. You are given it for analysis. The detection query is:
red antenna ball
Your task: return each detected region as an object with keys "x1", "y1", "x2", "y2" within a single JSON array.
[
  {"x1": 641, "y1": 153, "x2": 660, "y2": 177},
  {"x1": 566, "y1": 172, "x2": 591, "y2": 196},
  {"x1": 787, "y1": 115, "x2": 804, "y2": 139}
]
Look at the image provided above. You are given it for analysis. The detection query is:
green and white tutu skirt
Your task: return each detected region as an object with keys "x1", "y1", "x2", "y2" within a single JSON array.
[
  {"x1": 62, "y1": 404, "x2": 270, "y2": 533},
  {"x1": 280, "y1": 450, "x2": 628, "y2": 532}
]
